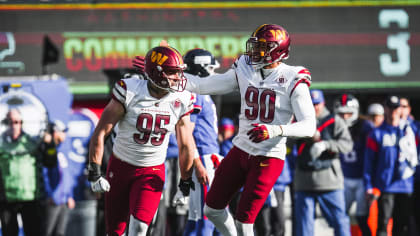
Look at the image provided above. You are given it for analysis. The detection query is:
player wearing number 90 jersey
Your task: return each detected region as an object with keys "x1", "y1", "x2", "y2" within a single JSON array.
[{"x1": 185, "y1": 24, "x2": 316, "y2": 235}]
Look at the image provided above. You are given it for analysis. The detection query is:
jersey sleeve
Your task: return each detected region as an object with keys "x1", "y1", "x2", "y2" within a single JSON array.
[
  {"x1": 288, "y1": 67, "x2": 312, "y2": 97},
  {"x1": 181, "y1": 92, "x2": 196, "y2": 118},
  {"x1": 190, "y1": 94, "x2": 203, "y2": 123},
  {"x1": 111, "y1": 79, "x2": 137, "y2": 109},
  {"x1": 185, "y1": 69, "x2": 238, "y2": 95},
  {"x1": 364, "y1": 130, "x2": 379, "y2": 191},
  {"x1": 281, "y1": 84, "x2": 316, "y2": 138}
]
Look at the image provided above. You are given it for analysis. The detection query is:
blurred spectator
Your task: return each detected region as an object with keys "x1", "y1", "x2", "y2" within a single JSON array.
[
  {"x1": 218, "y1": 117, "x2": 235, "y2": 157},
  {"x1": 65, "y1": 108, "x2": 98, "y2": 236},
  {"x1": 294, "y1": 89, "x2": 352, "y2": 236},
  {"x1": 400, "y1": 97, "x2": 414, "y2": 122},
  {"x1": 364, "y1": 95, "x2": 419, "y2": 236},
  {"x1": 334, "y1": 94, "x2": 373, "y2": 236},
  {"x1": 42, "y1": 121, "x2": 76, "y2": 236},
  {"x1": 0, "y1": 109, "x2": 58, "y2": 236},
  {"x1": 399, "y1": 97, "x2": 420, "y2": 235},
  {"x1": 367, "y1": 103, "x2": 384, "y2": 127}
]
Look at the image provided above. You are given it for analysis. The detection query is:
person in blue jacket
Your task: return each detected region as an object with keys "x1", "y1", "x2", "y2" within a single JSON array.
[
  {"x1": 179, "y1": 48, "x2": 223, "y2": 236},
  {"x1": 218, "y1": 117, "x2": 236, "y2": 157},
  {"x1": 42, "y1": 120, "x2": 76, "y2": 236},
  {"x1": 334, "y1": 94, "x2": 373, "y2": 236},
  {"x1": 364, "y1": 95, "x2": 420, "y2": 236}
]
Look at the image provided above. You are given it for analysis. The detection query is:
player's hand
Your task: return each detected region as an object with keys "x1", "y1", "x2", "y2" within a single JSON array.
[
  {"x1": 178, "y1": 177, "x2": 195, "y2": 196},
  {"x1": 194, "y1": 159, "x2": 209, "y2": 185},
  {"x1": 309, "y1": 141, "x2": 327, "y2": 158},
  {"x1": 247, "y1": 123, "x2": 283, "y2": 143},
  {"x1": 132, "y1": 56, "x2": 145, "y2": 73},
  {"x1": 90, "y1": 177, "x2": 110, "y2": 193},
  {"x1": 88, "y1": 163, "x2": 110, "y2": 193},
  {"x1": 366, "y1": 188, "x2": 380, "y2": 207},
  {"x1": 172, "y1": 189, "x2": 189, "y2": 206}
]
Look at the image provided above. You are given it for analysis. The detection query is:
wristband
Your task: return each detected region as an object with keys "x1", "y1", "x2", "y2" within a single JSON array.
[{"x1": 87, "y1": 162, "x2": 101, "y2": 182}]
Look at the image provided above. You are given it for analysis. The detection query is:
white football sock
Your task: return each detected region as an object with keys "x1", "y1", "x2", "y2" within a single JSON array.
[
  {"x1": 128, "y1": 215, "x2": 148, "y2": 236},
  {"x1": 235, "y1": 220, "x2": 254, "y2": 236},
  {"x1": 204, "y1": 204, "x2": 237, "y2": 236}
]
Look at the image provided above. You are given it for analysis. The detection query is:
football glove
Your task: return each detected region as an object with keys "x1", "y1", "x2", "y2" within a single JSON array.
[
  {"x1": 178, "y1": 177, "x2": 195, "y2": 196},
  {"x1": 309, "y1": 141, "x2": 327, "y2": 158},
  {"x1": 247, "y1": 123, "x2": 283, "y2": 143},
  {"x1": 88, "y1": 163, "x2": 110, "y2": 193},
  {"x1": 132, "y1": 56, "x2": 145, "y2": 73},
  {"x1": 172, "y1": 189, "x2": 189, "y2": 207}
]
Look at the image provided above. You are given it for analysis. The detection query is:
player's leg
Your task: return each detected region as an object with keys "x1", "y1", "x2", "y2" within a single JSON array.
[
  {"x1": 354, "y1": 178, "x2": 371, "y2": 236},
  {"x1": 205, "y1": 147, "x2": 249, "y2": 236},
  {"x1": 235, "y1": 156, "x2": 284, "y2": 224},
  {"x1": 294, "y1": 191, "x2": 316, "y2": 236},
  {"x1": 187, "y1": 156, "x2": 214, "y2": 236},
  {"x1": 128, "y1": 215, "x2": 149, "y2": 236},
  {"x1": 317, "y1": 190, "x2": 350, "y2": 236},
  {"x1": 343, "y1": 178, "x2": 356, "y2": 213},
  {"x1": 105, "y1": 155, "x2": 132, "y2": 236},
  {"x1": 128, "y1": 163, "x2": 165, "y2": 236}
]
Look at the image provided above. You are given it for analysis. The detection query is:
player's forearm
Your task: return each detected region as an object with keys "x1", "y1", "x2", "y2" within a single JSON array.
[
  {"x1": 88, "y1": 131, "x2": 106, "y2": 165},
  {"x1": 281, "y1": 118, "x2": 316, "y2": 138},
  {"x1": 179, "y1": 145, "x2": 194, "y2": 179}
]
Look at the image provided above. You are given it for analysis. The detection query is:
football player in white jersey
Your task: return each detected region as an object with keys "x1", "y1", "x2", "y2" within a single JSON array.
[
  {"x1": 184, "y1": 24, "x2": 316, "y2": 236},
  {"x1": 88, "y1": 46, "x2": 196, "y2": 236},
  {"x1": 132, "y1": 24, "x2": 316, "y2": 236}
]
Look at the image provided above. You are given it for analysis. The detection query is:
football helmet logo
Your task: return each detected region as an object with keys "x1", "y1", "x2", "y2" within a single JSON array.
[
  {"x1": 145, "y1": 46, "x2": 187, "y2": 92},
  {"x1": 183, "y1": 48, "x2": 220, "y2": 77},
  {"x1": 333, "y1": 94, "x2": 359, "y2": 127},
  {"x1": 245, "y1": 24, "x2": 291, "y2": 69}
]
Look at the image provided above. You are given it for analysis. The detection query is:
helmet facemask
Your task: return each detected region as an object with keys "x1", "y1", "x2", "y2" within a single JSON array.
[
  {"x1": 245, "y1": 24, "x2": 291, "y2": 70},
  {"x1": 245, "y1": 37, "x2": 288, "y2": 70},
  {"x1": 147, "y1": 65, "x2": 187, "y2": 93}
]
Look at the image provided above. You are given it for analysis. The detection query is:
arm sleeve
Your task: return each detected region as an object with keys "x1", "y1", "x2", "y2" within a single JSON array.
[
  {"x1": 185, "y1": 69, "x2": 238, "y2": 95},
  {"x1": 281, "y1": 83, "x2": 316, "y2": 138},
  {"x1": 323, "y1": 115, "x2": 353, "y2": 154},
  {"x1": 364, "y1": 132, "x2": 378, "y2": 190}
]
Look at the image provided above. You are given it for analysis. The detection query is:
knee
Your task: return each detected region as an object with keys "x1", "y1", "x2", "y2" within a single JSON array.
[{"x1": 204, "y1": 204, "x2": 222, "y2": 219}]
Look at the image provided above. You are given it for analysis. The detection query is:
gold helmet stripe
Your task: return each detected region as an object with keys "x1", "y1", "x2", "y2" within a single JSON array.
[
  {"x1": 252, "y1": 24, "x2": 268, "y2": 37},
  {"x1": 166, "y1": 46, "x2": 184, "y2": 64}
]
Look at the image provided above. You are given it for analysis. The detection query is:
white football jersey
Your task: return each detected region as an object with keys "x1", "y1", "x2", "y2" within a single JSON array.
[
  {"x1": 232, "y1": 56, "x2": 311, "y2": 158},
  {"x1": 186, "y1": 56, "x2": 314, "y2": 159},
  {"x1": 111, "y1": 78, "x2": 194, "y2": 167}
]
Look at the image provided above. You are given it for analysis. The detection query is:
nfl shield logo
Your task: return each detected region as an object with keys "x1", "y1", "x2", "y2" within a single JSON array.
[{"x1": 174, "y1": 99, "x2": 181, "y2": 108}]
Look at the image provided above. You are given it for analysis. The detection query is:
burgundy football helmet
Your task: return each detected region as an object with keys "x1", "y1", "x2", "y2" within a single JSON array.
[
  {"x1": 245, "y1": 24, "x2": 291, "y2": 68},
  {"x1": 145, "y1": 46, "x2": 187, "y2": 92}
]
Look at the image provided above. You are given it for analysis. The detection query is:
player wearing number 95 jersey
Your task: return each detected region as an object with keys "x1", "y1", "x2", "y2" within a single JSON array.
[
  {"x1": 185, "y1": 24, "x2": 317, "y2": 235},
  {"x1": 88, "y1": 46, "x2": 196, "y2": 236}
]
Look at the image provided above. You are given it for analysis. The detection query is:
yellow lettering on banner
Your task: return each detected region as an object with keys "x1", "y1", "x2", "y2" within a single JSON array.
[{"x1": 150, "y1": 51, "x2": 168, "y2": 65}]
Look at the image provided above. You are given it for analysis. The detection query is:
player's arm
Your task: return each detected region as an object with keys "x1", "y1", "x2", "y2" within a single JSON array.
[
  {"x1": 190, "y1": 122, "x2": 210, "y2": 185},
  {"x1": 281, "y1": 83, "x2": 316, "y2": 138},
  {"x1": 175, "y1": 114, "x2": 197, "y2": 196},
  {"x1": 185, "y1": 69, "x2": 238, "y2": 95},
  {"x1": 247, "y1": 83, "x2": 316, "y2": 143},
  {"x1": 88, "y1": 99, "x2": 125, "y2": 192}
]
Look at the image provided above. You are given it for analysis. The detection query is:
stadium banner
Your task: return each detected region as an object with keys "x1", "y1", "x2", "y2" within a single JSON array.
[{"x1": 1, "y1": 4, "x2": 420, "y2": 90}]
